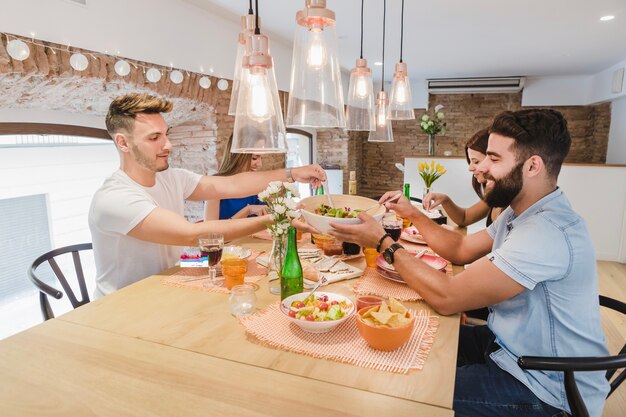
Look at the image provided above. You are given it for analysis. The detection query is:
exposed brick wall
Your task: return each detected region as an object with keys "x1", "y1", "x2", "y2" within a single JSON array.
[{"x1": 358, "y1": 93, "x2": 612, "y2": 197}]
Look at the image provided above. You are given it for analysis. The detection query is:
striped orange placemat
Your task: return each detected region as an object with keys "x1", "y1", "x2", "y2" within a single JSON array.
[
  {"x1": 353, "y1": 252, "x2": 454, "y2": 301},
  {"x1": 240, "y1": 304, "x2": 438, "y2": 374},
  {"x1": 161, "y1": 251, "x2": 267, "y2": 294}
]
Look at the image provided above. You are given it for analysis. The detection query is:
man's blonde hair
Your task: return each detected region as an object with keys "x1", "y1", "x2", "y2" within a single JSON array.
[{"x1": 105, "y1": 93, "x2": 173, "y2": 138}]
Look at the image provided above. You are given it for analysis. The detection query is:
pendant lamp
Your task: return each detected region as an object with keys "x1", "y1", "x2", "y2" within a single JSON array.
[
  {"x1": 389, "y1": 0, "x2": 415, "y2": 120},
  {"x1": 368, "y1": 0, "x2": 393, "y2": 142},
  {"x1": 286, "y1": 0, "x2": 345, "y2": 129},
  {"x1": 231, "y1": 0, "x2": 287, "y2": 154},
  {"x1": 228, "y1": 1, "x2": 257, "y2": 116},
  {"x1": 346, "y1": 0, "x2": 375, "y2": 131}
]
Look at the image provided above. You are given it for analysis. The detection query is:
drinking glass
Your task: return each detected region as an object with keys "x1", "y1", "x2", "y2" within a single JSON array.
[
  {"x1": 382, "y1": 216, "x2": 402, "y2": 241},
  {"x1": 199, "y1": 233, "x2": 224, "y2": 287},
  {"x1": 222, "y1": 257, "x2": 248, "y2": 290}
]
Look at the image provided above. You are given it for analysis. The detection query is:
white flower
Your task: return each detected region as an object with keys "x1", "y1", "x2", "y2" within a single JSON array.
[
  {"x1": 428, "y1": 120, "x2": 434, "y2": 126},
  {"x1": 258, "y1": 190, "x2": 269, "y2": 201},
  {"x1": 421, "y1": 114, "x2": 429, "y2": 122},
  {"x1": 279, "y1": 222, "x2": 289, "y2": 229},
  {"x1": 275, "y1": 226, "x2": 284, "y2": 235},
  {"x1": 267, "y1": 183, "x2": 279, "y2": 194},
  {"x1": 286, "y1": 210, "x2": 301, "y2": 219},
  {"x1": 273, "y1": 205, "x2": 286, "y2": 214},
  {"x1": 437, "y1": 112, "x2": 444, "y2": 119},
  {"x1": 284, "y1": 198, "x2": 297, "y2": 210},
  {"x1": 284, "y1": 182, "x2": 299, "y2": 197},
  {"x1": 434, "y1": 104, "x2": 444, "y2": 112}
]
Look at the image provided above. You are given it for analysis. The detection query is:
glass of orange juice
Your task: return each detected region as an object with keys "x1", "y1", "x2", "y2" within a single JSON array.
[
  {"x1": 363, "y1": 248, "x2": 379, "y2": 268},
  {"x1": 221, "y1": 258, "x2": 248, "y2": 290}
]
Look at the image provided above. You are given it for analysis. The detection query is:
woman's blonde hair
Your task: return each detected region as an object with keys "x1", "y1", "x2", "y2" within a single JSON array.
[{"x1": 217, "y1": 134, "x2": 253, "y2": 176}]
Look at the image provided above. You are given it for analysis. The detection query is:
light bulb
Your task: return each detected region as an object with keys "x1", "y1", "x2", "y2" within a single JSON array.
[
  {"x1": 306, "y1": 30, "x2": 327, "y2": 69},
  {"x1": 247, "y1": 70, "x2": 272, "y2": 122},
  {"x1": 377, "y1": 108, "x2": 386, "y2": 127},
  {"x1": 394, "y1": 79, "x2": 409, "y2": 104},
  {"x1": 355, "y1": 76, "x2": 368, "y2": 98}
]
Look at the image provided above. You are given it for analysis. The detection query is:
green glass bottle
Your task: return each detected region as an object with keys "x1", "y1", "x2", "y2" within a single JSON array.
[
  {"x1": 281, "y1": 226, "x2": 303, "y2": 300},
  {"x1": 315, "y1": 185, "x2": 325, "y2": 195},
  {"x1": 404, "y1": 183, "x2": 411, "y2": 200}
]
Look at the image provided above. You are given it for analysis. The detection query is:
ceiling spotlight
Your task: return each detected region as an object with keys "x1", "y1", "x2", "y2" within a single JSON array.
[
  {"x1": 7, "y1": 39, "x2": 30, "y2": 61},
  {"x1": 600, "y1": 15, "x2": 615, "y2": 21},
  {"x1": 374, "y1": 62, "x2": 383, "y2": 66},
  {"x1": 114, "y1": 60, "x2": 131, "y2": 76},
  {"x1": 199, "y1": 76, "x2": 211, "y2": 89},
  {"x1": 69, "y1": 53, "x2": 88, "y2": 71}
]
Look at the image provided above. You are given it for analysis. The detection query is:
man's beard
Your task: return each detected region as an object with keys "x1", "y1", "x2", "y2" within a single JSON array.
[
  {"x1": 130, "y1": 142, "x2": 169, "y2": 172},
  {"x1": 483, "y1": 162, "x2": 524, "y2": 208}
]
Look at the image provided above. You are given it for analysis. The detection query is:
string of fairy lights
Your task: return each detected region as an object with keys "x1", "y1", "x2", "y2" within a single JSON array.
[{"x1": 1, "y1": 32, "x2": 230, "y2": 91}]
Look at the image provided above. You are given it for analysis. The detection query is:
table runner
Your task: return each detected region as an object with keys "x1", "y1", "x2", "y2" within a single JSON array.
[
  {"x1": 241, "y1": 304, "x2": 439, "y2": 374},
  {"x1": 162, "y1": 251, "x2": 267, "y2": 294}
]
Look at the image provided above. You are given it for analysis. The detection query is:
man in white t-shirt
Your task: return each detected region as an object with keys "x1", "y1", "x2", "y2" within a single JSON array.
[{"x1": 89, "y1": 93, "x2": 326, "y2": 298}]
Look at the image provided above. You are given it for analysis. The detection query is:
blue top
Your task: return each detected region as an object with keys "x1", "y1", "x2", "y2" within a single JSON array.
[
  {"x1": 486, "y1": 188, "x2": 609, "y2": 417},
  {"x1": 218, "y1": 195, "x2": 264, "y2": 220}
]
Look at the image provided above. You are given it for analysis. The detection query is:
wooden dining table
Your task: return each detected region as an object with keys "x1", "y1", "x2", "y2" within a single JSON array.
[{"x1": 0, "y1": 236, "x2": 462, "y2": 417}]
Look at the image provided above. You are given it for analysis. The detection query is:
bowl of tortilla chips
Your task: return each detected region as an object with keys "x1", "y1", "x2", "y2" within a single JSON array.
[{"x1": 356, "y1": 297, "x2": 414, "y2": 351}]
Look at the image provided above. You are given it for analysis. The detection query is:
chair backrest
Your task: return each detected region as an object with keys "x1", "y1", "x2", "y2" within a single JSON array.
[
  {"x1": 27, "y1": 243, "x2": 93, "y2": 321},
  {"x1": 518, "y1": 295, "x2": 626, "y2": 417}
]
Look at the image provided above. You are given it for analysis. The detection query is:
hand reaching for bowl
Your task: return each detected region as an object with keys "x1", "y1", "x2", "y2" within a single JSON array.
[
  {"x1": 328, "y1": 213, "x2": 386, "y2": 249},
  {"x1": 378, "y1": 191, "x2": 418, "y2": 219}
]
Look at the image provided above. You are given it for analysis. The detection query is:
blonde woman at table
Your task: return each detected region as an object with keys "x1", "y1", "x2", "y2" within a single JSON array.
[
  {"x1": 89, "y1": 93, "x2": 325, "y2": 298},
  {"x1": 330, "y1": 109, "x2": 609, "y2": 417},
  {"x1": 204, "y1": 134, "x2": 267, "y2": 220},
  {"x1": 422, "y1": 129, "x2": 504, "y2": 227}
]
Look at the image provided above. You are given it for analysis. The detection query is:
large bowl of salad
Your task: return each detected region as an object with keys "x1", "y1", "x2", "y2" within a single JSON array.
[
  {"x1": 299, "y1": 194, "x2": 386, "y2": 234},
  {"x1": 280, "y1": 291, "x2": 355, "y2": 333}
]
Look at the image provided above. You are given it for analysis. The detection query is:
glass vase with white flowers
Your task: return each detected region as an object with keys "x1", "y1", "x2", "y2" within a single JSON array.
[
  {"x1": 419, "y1": 104, "x2": 447, "y2": 156},
  {"x1": 258, "y1": 181, "x2": 301, "y2": 294}
]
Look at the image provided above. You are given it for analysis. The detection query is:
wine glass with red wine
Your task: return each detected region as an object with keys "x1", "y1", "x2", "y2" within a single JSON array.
[
  {"x1": 199, "y1": 233, "x2": 224, "y2": 287},
  {"x1": 382, "y1": 216, "x2": 402, "y2": 241}
]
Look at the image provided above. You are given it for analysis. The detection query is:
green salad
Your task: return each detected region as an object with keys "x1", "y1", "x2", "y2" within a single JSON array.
[{"x1": 314, "y1": 203, "x2": 363, "y2": 218}]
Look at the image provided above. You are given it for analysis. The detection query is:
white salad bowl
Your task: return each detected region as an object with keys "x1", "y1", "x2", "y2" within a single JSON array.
[
  {"x1": 298, "y1": 194, "x2": 386, "y2": 234},
  {"x1": 280, "y1": 291, "x2": 355, "y2": 333}
]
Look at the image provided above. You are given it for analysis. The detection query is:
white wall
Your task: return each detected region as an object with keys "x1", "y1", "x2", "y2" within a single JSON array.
[
  {"x1": 522, "y1": 75, "x2": 594, "y2": 106},
  {"x1": 607, "y1": 96, "x2": 626, "y2": 164},
  {"x1": 405, "y1": 157, "x2": 626, "y2": 262},
  {"x1": 1, "y1": 0, "x2": 294, "y2": 90},
  {"x1": 0, "y1": 108, "x2": 105, "y2": 129}
]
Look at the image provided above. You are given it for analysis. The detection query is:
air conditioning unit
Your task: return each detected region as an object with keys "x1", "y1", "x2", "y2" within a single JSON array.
[{"x1": 427, "y1": 77, "x2": 525, "y2": 94}]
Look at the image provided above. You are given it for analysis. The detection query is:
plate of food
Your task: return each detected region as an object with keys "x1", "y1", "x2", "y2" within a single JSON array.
[
  {"x1": 280, "y1": 292, "x2": 355, "y2": 333},
  {"x1": 400, "y1": 226, "x2": 427, "y2": 245},
  {"x1": 376, "y1": 252, "x2": 447, "y2": 272},
  {"x1": 299, "y1": 195, "x2": 386, "y2": 234}
]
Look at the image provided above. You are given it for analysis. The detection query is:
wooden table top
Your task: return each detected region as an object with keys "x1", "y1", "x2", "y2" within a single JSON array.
[{"x1": 1, "y1": 236, "x2": 460, "y2": 416}]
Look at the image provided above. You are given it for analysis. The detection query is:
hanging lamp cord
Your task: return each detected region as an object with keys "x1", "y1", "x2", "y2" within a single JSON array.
[
  {"x1": 248, "y1": 0, "x2": 253, "y2": 15},
  {"x1": 381, "y1": 0, "x2": 386, "y2": 91},
  {"x1": 360, "y1": 0, "x2": 364, "y2": 59},
  {"x1": 400, "y1": 0, "x2": 404, "y2": 63},
  {"x1": 254, "y1": 0, "x2": 260, "y2": 35}
]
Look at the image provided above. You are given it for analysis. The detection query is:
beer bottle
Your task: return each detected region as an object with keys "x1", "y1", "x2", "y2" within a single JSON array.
[
  {"x1": 404, "y1": 183, "x2": 411, "y2": 200},
  {"x1": 281, "y1": 226, "x2": 303, "y2": 300},
  {"x1": 348, "y1": 171, "x2": 357, "y2": 195},
  {"x1": 315, "y1": 185, "x2": 325, "y2": 195}
]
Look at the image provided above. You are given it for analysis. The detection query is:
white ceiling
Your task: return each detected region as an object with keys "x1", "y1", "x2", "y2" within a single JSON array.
[{"x1": 188, "y1": 0, "x2": 626, "y2": 84}]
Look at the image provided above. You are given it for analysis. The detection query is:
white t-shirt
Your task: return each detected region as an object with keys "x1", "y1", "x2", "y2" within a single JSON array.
[{"x1": 88, "y1": 168, "x2": 201, "y2": 298}]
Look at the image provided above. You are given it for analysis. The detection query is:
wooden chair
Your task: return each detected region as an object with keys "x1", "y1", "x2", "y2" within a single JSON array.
[
  {"x1": 518, "y1": 295, "x2": 626, "y2": 417},
  {"x1": 27, "y1": 243, "x2": 93, "y2": 321}
]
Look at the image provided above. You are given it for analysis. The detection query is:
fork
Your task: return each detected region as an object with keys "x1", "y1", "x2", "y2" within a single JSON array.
[{"x1": 306, "y1": 276, "x2": 328, "y2": 298}]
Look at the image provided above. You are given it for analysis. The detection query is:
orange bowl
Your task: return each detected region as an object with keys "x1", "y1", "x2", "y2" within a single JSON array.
[{"x1": 356, "y1": 306, "x2": 414, "y2": 351}]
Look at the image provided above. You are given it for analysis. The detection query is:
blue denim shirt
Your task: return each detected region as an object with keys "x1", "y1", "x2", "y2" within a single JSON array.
[{"x1": 486, "y1": 188, "x2": 610, "y2": 417}]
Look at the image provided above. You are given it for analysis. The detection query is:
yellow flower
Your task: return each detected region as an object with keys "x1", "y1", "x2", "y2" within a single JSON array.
[{"x1": 436, "y1": 164, "x2": 445, "y2": 173}]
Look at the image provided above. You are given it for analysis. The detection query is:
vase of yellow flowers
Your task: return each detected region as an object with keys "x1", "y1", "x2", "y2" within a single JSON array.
[
  {"x1": 418, "y1": 160, "x2": 446, "y2": 201},
  {"x1": 419, "y1": 104, "x2": 446, "y2": 156}
]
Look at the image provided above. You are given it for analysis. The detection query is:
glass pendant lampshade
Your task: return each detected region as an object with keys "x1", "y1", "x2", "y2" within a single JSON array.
[
  {"x1": 389, "y1": 62, "x2": 415, "y2": 119},
  {"x1": 232, "y1": 33, "x2": 287, "y2": 154},
  {"x1": 368, "y1": 91, "x2": 393, "y2": 142},
  {"x1": 228, "y1": 14, "x2": 257, "y2": 116},
  {"x1": 346, "y1": 60, "x2": 375, "y2": 131},
  {"x1": 286, "y1": 0, "x2": 345, "y2": 128}
]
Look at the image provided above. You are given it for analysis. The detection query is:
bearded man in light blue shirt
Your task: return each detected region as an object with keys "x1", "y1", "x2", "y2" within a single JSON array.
[{"x1": 329, "y1": 109, "x2": 610, "y2": 417}]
